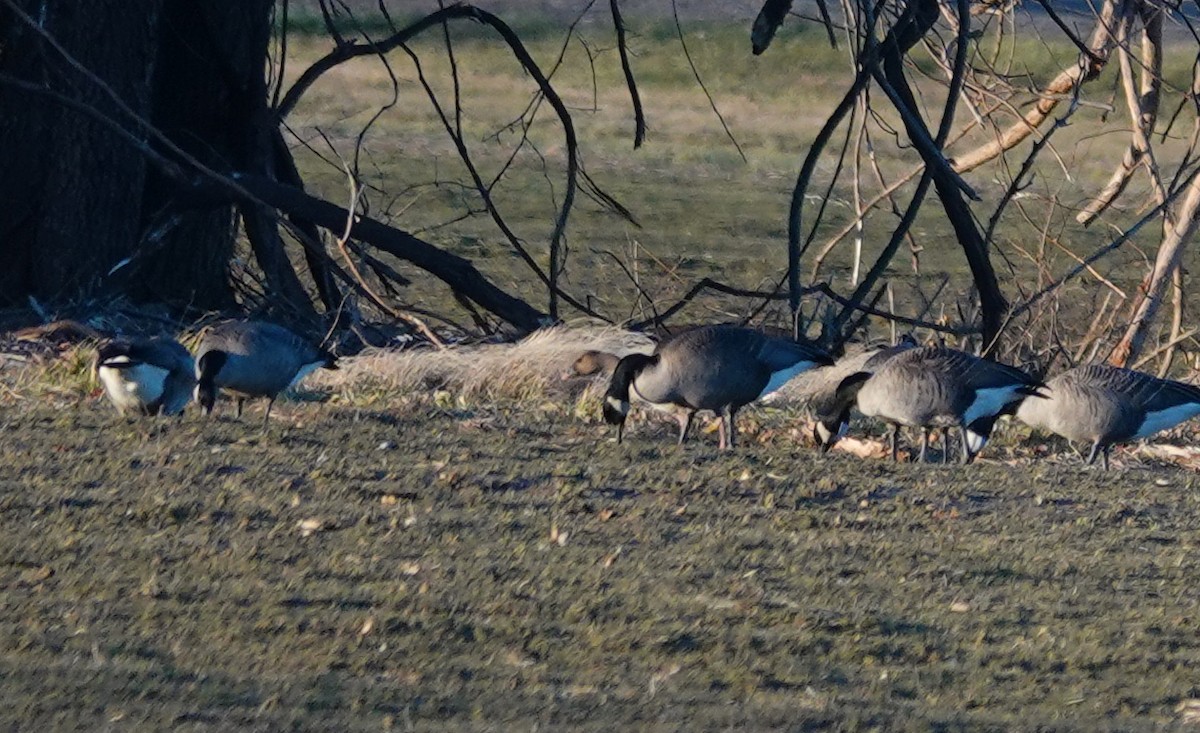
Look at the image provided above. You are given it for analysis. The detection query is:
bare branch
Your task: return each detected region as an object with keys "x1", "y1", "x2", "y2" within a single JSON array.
[
  {"x1": 751, "y1": 0, "x2": 794, "y2": 55},
  {"x1": 609, "y1": 0, "x2": 646, "y2": 148},
  {"x1": 1076, "y1": 1, "x2": 1165, "y2": 225},
  {"x1": 951, "y1": 0, "x2": 1125, "y2": 173},
  {"x1": 671, "y1": 0, "x2": 746, "y2": 162}
]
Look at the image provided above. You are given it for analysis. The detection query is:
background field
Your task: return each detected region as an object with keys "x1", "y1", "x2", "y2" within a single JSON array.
[
  {"x1": 7, "y1": 4, "x2": 1200, "y2": 731},
  {"x1": 278, "y1": 4, "x2": 1199, "y2": 344}
]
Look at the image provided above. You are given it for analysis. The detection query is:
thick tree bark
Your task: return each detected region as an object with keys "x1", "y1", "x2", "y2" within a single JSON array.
[
  {"x1": 0, "y1": 0, "x2": 159, "y2": 304},
  {"x1": 0, "y1": 0, "x2": 306, "y2": 314},
  {"x1": 131, "y1": 0, "x2": 258, "y2": 310}
]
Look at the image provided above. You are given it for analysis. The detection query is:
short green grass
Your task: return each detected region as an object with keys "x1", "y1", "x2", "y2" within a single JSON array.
[
  {"x1": 8, "y1": 11, "x2": 1200, "y2": 730},
  {"x1": 4, "y1": 401, "x2": 1200, "y2": 730}
]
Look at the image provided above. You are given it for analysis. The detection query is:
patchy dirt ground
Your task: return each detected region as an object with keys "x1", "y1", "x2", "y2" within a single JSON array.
[{"x1": 4, "y1": 400, "x2": 1200, "y2": 731}]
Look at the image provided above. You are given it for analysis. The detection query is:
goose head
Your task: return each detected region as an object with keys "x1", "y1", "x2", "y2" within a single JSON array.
[
  {"x1": 814, "y1": 371, "x2": 872, "y2": 452},
  {"x1": 572, "y1": 350, "x2": 620, "y2": 378}
]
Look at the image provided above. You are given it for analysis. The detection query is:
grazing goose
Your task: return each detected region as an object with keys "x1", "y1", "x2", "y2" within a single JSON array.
[
  {"x1": 572, "y1": 350, "x2": 620, "y2": 377},
  {"x1": 1015, "y1": 364, "x2": 1200, "y2": 470},
  {"x1": 194, "y1": 321, "x2": 338, "y2": 427},
  {"x1": 812, "y1": 335, "x2": 918, "y2": 450},
  {"x1": 825, "y1": 346, "x2": 1044, "y2": 463},
  {"x1": 94, "y1": 337, "x2": 194, "y2": 416},
  {"x1": 601, "y1": 325, "x2": 832, "y2": 449}
]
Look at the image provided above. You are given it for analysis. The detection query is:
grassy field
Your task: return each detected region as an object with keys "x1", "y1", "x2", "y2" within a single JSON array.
[
  {"x1": 278, "y1": 10, "x2": 1200, "y2": 338},
  {"x1": 5, "y1": 396, "x2": 1200, "y2": 730},
  {"x1": 9, "y1": 8, "x2": 1200, "y2": 731}
]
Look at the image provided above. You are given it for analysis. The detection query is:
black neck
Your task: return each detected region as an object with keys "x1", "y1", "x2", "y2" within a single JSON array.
[
  {"x1": 819, "y1": 371, "x2": 871, "y2": 424},
  {"x1": 606, "y1": 353, "x2": 657, "y2": 401},
  {"x1": 196, "y1": 350, "x2": 228, "y2": 390}
]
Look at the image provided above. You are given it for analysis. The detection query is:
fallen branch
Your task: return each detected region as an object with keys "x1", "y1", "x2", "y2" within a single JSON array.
[{"x1": 232, "y1": 173, "x2": 549, "y2": 332}]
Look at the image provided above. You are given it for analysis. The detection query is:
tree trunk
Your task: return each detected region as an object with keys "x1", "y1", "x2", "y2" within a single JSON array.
[
  {"x1": 0, "y1": 0, "x2": 159, "y2": 305},
  {"x1": 131, "y1": 0, "x2": 257, "y2": 311},
  {"x1": 0, "y1": 0, "x2": 288, "y2": 314}
]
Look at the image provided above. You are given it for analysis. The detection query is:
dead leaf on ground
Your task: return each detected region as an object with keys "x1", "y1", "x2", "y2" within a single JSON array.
[
  {"x1": 297, "y1": 518, "x2": 328, "y2": 537},
  {"x1": 19, "y1": 565, "x2": 53, "y2": 585},
  {"x1": 833, "y1": 437, "x2": 889, "y2": 459},
  {"x1": 1141, "y1": 444, "x2": 1200, "y2": 470}
]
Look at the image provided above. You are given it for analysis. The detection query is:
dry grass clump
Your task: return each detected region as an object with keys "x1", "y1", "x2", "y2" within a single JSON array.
[
  {"x1": 308, "y1": 325, "x2": 656, "y2": 408},
  {"x1": 0, "y1": 344, "x2": 96, "y2": 407}
]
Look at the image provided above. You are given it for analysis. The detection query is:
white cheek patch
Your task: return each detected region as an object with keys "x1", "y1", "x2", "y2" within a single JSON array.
[
  {"x1": 99, "y1": 363, "x2": 167, "y2": 409},
  {"x1": 605, "y1": 396, "x2": 630, "y2": 416},
  {"x1": 814, "y1": 421, "x2": 847, "y2": 445}
]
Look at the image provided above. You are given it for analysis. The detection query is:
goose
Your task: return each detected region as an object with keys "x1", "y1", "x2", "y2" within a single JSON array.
[
  {"x1": 1015, "y1": 363, "x2": 1200, "y2": 470},
  {"x1": 194, "y1": 321, "x2": 338, "y2": 427},
  {"x1": 94, "y1": 337, "x2": 194, "y2": 416},
  {"x1": 601, "y1": 325, "x2": 832, "y2": 449},
  {"x1": 572, "y1": 350, "x2": 620, "y2": 377},
  {"x1": 823, "y1": 346, "x2": 1044, "y2": 463},
  {"x1": 812, "y1": 335, "x2": 918, "y2": 450}
]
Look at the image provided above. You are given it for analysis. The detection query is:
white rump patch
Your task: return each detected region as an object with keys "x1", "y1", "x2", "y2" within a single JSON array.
[
  {"x1": 288, "y1": 361, "x2": 324, "y2": 390},
  {"x1": 101, "y1": 355, "x2": 134, "y2": 367},
  {"x1": 99, "y1": 363, "x2": 167, "y2": 410},
  {"x1": 962, "y1": 385, "x2": 1025, "y2": 426},
  {"x1": 757, "y1": 360, "x2": 821, "y2": 399},
  {"x1": 965, "y1": 429, "x2": 988, "y2": 455},
  {"x1": 1134, "y1": 403, "x2": 1200, "y2": 439},
  {"x1": 605, "y1": 396, "x2": 631, "y2": 416}
]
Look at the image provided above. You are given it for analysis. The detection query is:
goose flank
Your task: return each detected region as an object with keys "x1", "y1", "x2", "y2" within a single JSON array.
[
  {"x1": 601, "y1": 325, "x2": 832, "y2": 449},
  {"x1": 94, "y1": 337, "x2": 194, "y2": 416},
  {"x1": 1016, "y1": 363, "x2": 1200, "y2": 469}
]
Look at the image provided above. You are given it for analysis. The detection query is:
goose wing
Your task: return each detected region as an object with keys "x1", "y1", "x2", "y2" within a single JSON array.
[
  {"x1": 1074, "y1": 364, "x2": 1200, "y2": 413},
  {"x1": 861, "y1": 339, "x2": 918, "y2": 371},
  {"x1": 137, "y1": 337, "x2": 193, "y2": 374},
  {"x1": 911, "y1": 347, "x2": 1038, "y2": 389},
  {"x1": 751, "y1": 335, "x2": 833, "y2": 372}
]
